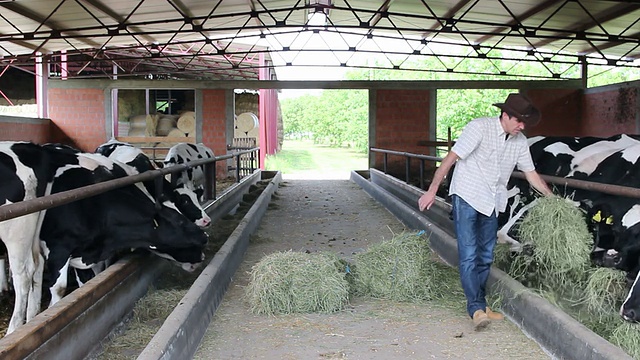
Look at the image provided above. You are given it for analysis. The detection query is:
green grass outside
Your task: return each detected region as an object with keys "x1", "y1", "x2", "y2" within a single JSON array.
[{"x1": 264, "y1": 139, "x2": 368, "y2": 176}]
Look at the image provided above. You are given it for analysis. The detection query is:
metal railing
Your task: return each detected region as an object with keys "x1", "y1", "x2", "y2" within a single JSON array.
[
  {"x1": 0, "y1": 147, "x2": 260, "y2": 223},
  {"x1": 227, "y1": 142, "x2": 259, "y2": 178},
  {"x1": 369, "y1": 147, "x2": 640, "y2": 200}
]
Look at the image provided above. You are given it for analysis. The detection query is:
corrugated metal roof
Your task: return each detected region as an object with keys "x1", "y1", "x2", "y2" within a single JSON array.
[{"x1": 0, "y1": 0, "x2": 638, "y2": 80}]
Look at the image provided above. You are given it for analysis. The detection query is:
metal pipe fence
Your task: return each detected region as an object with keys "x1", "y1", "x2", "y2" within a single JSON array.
[
  {"x1": 369, "y1": 147, "x2": 640, "y2": 200},
  {"x1": 0, "y1": 147, "x2": 260, "y2": 223}
]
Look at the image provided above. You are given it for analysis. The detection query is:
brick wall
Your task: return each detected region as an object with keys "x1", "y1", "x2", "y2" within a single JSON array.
[
  {"x1": 48, "y1": 88, "x2": 106, "y2": 151},
  {"x1": 201, "y1": 89, "x2": 228, "y2": 177},
  {"x1": 0, "y1": 116, "x2": 50, "y2": 143},
  {"x1": 373, "y1": 89, "x2": 432, "y2": 176},
  {"x1": 581, "y1": 87, "x2": 638, "y2": 136},
  {"x1": 526, "y1": 89, "x2": 582, "y2": 137}
]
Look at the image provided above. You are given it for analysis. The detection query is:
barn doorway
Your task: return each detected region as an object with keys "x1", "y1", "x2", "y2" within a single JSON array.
[{"x1": 268, "y1": 89, "x2": 369, "y2": 179}]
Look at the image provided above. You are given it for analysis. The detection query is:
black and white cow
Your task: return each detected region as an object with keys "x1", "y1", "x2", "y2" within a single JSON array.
[
  {"x1": 498, "y1": 134, "x2": 640, "y2": 247},
  {"x1": 0, "y1": 142, "x2": 208, "y2": 333},
  {"x1": 96, "y1": 140, "x2": 211, "y2": 227},
  {"x1": 39, "y1": 147, "x2": 208, "y2": 306},
  {"x1": 496, "y1": 134, "x2": 640, "y2": 322},
  {"x1": 163, "y1": 143, "x2": 215, "y2": 198},
  {"x1": 0, "y1": 141, "x2": 82, "y2": 334}
]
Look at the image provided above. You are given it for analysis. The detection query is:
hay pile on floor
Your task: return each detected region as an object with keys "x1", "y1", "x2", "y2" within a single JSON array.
[
  {"x1": 509, "y1": 195, "x2": 593, "y2": 289},
  {"x1": 244, "y1": 250, "x2": 349, "y2": 315},
  {"x1": 351, "y1": 231, "x2": 449, "y2": 302}
]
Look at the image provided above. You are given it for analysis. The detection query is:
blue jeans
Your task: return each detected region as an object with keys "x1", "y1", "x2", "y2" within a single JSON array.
[{"x1": 451, "y1": 195, "x2": 498, "y2": 318}]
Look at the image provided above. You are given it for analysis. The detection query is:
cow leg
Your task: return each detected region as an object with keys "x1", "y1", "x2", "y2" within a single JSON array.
[
  {"x1": 0, "y1": 215, "x2": 40, "y2": 335},
  {"x1": 48, "y1": 258, "x2": 71, "y2": 307},
  {"x1": 0, "y1": 258, "x2": 8, "y2": 292},
  {"x1": 27, "y1": 250, "x2": 44, "y2": 321}
]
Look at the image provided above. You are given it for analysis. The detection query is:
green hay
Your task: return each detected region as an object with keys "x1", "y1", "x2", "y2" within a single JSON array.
[
  {"x1": 351, "y1": 231, "x2": 440, "y2": 302},
  {"x1": 516, "y1": 195, "x2": 592, "y2": 288},
  {"x1": 245, "y1": 250, "x2": 349, "y2": 315},
  {"x1": 609, "y1": 322, "x2": 640, "y2": 359},
  {"x1": 582, "y1": 267, "x2": 627, "y2": 317},
  {"x1": 96, "y1": 288, "x2": 187, "y2": 360}
]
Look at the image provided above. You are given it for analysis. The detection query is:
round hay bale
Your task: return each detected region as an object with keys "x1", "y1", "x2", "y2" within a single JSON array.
[
  {"x1": 236, "y1": 112, "x2": 258, "y2": 133},
  {"x1": 166, "y1": 128, "x2": 186, "y2": 138},
  {"x1": 516, "y1": 195, "x2": 592, "y2": 287},
  {"x1": 127, "y1": 128, "x2": 147, "y2": 137},
  {"x1": 157, "y1": 115, "x2": 178, "y2": 136},
  {"x1": 129, "y1": 114, "x2": 148, "y2": 128},
  {"x1": 351, "y1": 231, "x2": 437, "y2": 302},
  {"x1": 244, "y1": 251, "x2": 349, "y2": 315},
  {"x1": 177, "y1": 111, "x2": 196, "y2": 134}
]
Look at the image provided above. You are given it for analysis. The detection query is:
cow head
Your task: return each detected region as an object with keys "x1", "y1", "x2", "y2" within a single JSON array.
[
  {"x1": 147, "y1": 204, "x2": 208, "y2": 271},
  {"x1": 170, "y1": 186, "x2": 211, "y2": 227},
  {"x1": 621, "y1": 269, "x2": 640, "y2": 322}
]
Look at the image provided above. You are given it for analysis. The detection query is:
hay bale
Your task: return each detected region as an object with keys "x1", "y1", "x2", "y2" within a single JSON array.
[
  {"x1": 127, "y1": 128, "x2": 147, "y2": 137},
  {"x1": 166, "y1": 128, "x2": 186, "y2": 138},
  {"x1": 157, "y1": 115, "x2": 178, "y2": 136},
  {"x1": 236, "y1": 112, "x2": 258, "y2": 133},
  {"x1": 129, "y1": 114, "x2": 148, "y2": 127},
  {"x1": 145, "y1": 114, "x2": 158, "y2": 137},
  {"x1": 244, "y1": 251, "x2": 349, "y2": 315},
  {"x1": 351, "y1": 231, "x2": 438, "y2": 302},
  {"x1": 177, "y1": 111, "x2": 196, "y2": 134},
  {"x1": 516, "y1": 195, "x2": 592, "y2": 288}
]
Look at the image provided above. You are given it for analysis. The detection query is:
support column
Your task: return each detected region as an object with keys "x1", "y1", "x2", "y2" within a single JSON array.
[{"x1": 35, "y1": 53, "x2": 49, "y2": 119}]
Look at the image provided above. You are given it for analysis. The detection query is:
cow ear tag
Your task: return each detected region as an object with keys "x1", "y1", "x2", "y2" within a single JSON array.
[
  {"x1": 592, "y1": 211, "x2": 602, "y2": 222},
  {"x1": 606, "y1": 216, "x2": 613, "y2": 225}
]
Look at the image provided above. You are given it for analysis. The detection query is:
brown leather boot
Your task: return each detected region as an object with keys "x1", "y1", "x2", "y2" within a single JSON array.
[
  {"x1": 472, "y1": 309, "x2": 491, "y2": 330},
  {"x1": 486, "y1": 307, "x2": 505, "y2": 321}
]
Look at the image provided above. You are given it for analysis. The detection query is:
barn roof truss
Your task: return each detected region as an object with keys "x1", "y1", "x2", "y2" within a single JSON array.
[{"x1": 0, "y1": 0, "x2": 638, "y2": 80}]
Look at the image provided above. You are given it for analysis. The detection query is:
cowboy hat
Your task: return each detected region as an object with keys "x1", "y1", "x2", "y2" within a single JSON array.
[{"x1": 493, "y1": 93, "x2": 541, "y2": 126}]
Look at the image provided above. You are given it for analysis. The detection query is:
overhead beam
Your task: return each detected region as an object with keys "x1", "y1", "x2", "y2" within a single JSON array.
[
  {"x1": 82, "y1": 0, "x2": 155, "y2": 43},
  {"x1": 532, "y1": 2, "x2": 640, "y2": 48},
  {"x1": 423, "y1": 0, "x2": 473, "y2": 35},
  {"x1": 578, "y1": 30, "x2": 640, "y2": 55},
  {"x1": 473, "y1": 0, "x2": 563, "y2": 44},
  {"x1": 0, "y1": 1, "x2": 101, "y2": 49},
  {"x1": 48, "y1": 78, "x2": 584, "y2": 90}
]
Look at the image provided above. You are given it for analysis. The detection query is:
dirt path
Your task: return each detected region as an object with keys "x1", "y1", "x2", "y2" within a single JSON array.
[{"x1": 194, "y1": 179, "x2": 551, "y2": 359}]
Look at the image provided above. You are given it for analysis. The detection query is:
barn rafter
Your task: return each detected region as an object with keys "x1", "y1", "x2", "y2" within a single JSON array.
[{"x1": 0, "y1": 0, "x2": 638, "y2": 80}]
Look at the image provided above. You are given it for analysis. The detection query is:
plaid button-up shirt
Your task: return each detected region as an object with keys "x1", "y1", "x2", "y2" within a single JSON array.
[{"x1": 449, "y1": 117, "x2": 535, "y2": 217}]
